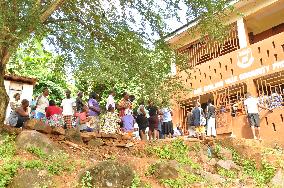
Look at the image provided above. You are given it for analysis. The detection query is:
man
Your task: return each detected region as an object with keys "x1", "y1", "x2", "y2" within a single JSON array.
[
  {"x1": 161, "y1": 105, "x2": 173, "y2": 138},
  {"x1": 35, "y1": 88, "x2": 49, "y2": 119},
  {"x1": 61, "y1": 89, "x2": 76, "y2": 129},
  {"x1": 106, "y1": 90, "x2": 116, "y2": 110},
  {"x1": 192, "y1": 101, "x2": 206, "y2": 140},
  {"x1": 76, "y1": 91, "x2": 84, "y2": 113},
  {"x1": 186, "y1": 109, "x2": 195, "y2": 138},
  {"x1": 244, "y1": 92, "x2": 270, "y2": 140},
  {"x1": 206, "y1": 99, "x2": 216, "y2": 138}
]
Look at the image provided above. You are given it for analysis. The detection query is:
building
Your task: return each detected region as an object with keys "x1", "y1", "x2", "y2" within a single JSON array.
[
  {"x1": 168, "y1": 0, "x2": 284, "y2": 141},
  {"x1": 4, "y1": 74, "x2": 37, "y2": 120}
]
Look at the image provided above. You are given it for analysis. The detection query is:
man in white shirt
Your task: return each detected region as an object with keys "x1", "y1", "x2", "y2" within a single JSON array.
[
  {"x1": 35, "y1": 88, "x2": 49, "y2": 119},
  {"x1": 106, "y1": 90, "x2": 116, "y2": 110},
  {"x1": 161, "y1": 107, "x2": 173, "y2": 138},
  {"x1": 61, "y1": 89, "x2": 76, "y2": 129},
  {"x1": 243, "y1": 92, "x2": 269, "y2": 140}
]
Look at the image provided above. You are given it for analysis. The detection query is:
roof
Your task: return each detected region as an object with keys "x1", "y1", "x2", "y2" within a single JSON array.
[
  {"x1": 165, "y1": 0, "x2": 240, "y2": 41},
  {"x1": 4, "y1": 74, "x2": 37, "y2": 85}
]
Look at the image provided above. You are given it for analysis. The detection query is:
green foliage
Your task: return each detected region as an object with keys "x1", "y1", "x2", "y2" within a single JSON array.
[
  {"x1": 0, "y1": 134, "x2": 16, "y2": 159},
  {"x1": 213, "y1": 143, "x2": 225, "y2": 160},
  {"x1": 217, "y1": 167, "x2": 237, "y2": 179},
  {"x1": 0, "y1": 134, "x2": 19, "y2": 188},
  {"x1": 146, "y1": 139, "x2": 200, "y2": 169},
  {"x1": 145, "y1": 163, "x2": 157, "y2": 176},
  {"x1": 26, "y1": 146, "x2": 47, "y2": 159},
  {"x1": 161, "y1": 170, "x2": 204, "y2": 188},
  {"x1": 81, "y1": 171, "x2": 93, "y2": 188},
  {"x1": 47, "y1": 153, "x2": 75, "y2": 175},
  {"x1": 131, "y1": 174, "x2": 142, "y2": 188},
  {"x1": 7, "y1": 39, "x2": 69, "y2": 104},
  {"x1": 23, "y1": 160, "x2": 45, "y2": 169}
]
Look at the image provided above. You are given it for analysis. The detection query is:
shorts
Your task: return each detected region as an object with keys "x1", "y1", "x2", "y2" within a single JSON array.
[
  {"x1": 247, "y1": 113, "x2": 260, "y2": 127},
  {"x1": 195, "y1": 126, "x2": 205, "y2": 134}
]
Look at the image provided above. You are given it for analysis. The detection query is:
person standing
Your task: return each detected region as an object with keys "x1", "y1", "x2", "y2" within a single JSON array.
[
  {"x1": 76, "y1": 91, "x2": 84, "y2": 113},
  {"x1": 161, "y1": 105, "x2": 173, "y2": 138},
  {"x1": 10, "y1": 93, "x2": 21, "y2": 110},
  {"x1": 136, "y1": 102, "x2": 148, "y2": 140},
  {"x1": 35, "y1": 88, "x2": 49, "y2": 119},
  {"x1": 118, "y1": 92, "x2": 132, "y2": 118},
  {"x1": 46, "y1": 100, "x2": 64, "y2": 127},
  {"x1": 106, "y1": 90, "x2": 116, "y2": 110},
  {"x1": 192, "y1": 102, "x2": 206, "y2": 140},
  {"x1": 61, "y1": 89, "x2": 76, "y2": 129},
  {"x1": 206, "y1": 99, "x2": 216, "y2": 138},
  {"x1": 147, "y1": 100, "x2": 159, "y2": 140},
  {"x1": 100, "y1": 105, "x2": 120, "y2": 134},
  {"x1": 88, "y1": 92, "x2": 101, "y2": 131},
  {"x1": 244, "y1": 92, "x2": 269, "y2": 140},
  {"x1": 186, "y1": 109, "x2": 196, "y2": 138},
  {"x1": 122, "y1": 109, "x2": 135, "y2": 133}
]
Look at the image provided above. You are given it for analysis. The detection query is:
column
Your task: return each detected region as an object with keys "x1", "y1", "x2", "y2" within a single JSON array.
[{"x1": 237, "y1": 18, "x2": 249, "y2": 49}]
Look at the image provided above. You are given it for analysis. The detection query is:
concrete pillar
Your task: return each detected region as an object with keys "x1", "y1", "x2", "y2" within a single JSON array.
[
  {"x1": 237, "y1": 18, "x2": 249, "y2": 49},
  {"x1": 246, "y1": 79, "x2": 258, "y2": 97}
]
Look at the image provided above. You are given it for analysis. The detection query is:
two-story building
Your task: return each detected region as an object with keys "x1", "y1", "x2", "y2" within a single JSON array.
[{"x1": 168, "y1": 0, "x2": 284, "y2": 142}]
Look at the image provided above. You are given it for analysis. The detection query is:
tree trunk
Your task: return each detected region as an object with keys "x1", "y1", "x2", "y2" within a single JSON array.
[{"x1": 0, "y1": 52, "x2": 10, "y2": 126}]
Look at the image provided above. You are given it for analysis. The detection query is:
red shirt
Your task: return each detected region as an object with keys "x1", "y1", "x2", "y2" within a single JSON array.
[{"x1": 46, "y1": 106, "x2": 62, "y2": 118}]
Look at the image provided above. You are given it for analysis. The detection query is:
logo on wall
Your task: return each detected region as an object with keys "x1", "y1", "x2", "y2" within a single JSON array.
[{"x1": 237, "y1": 48, "x2": 254, "y2": 68}]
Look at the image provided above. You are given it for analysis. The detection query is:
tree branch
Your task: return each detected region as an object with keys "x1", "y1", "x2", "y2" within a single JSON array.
[{"x1": 40, "y1": 0, "x2": 65, "y2": 23}]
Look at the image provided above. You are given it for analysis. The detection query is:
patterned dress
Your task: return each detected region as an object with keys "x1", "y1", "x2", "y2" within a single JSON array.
[{"x1": 99, "y1": 112, "x2": 120, "y2": 134}]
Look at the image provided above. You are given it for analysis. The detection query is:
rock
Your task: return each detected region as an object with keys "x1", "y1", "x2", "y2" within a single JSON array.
[
  {"x1": 101, "y1": 133, "x2": 118, "y2": 139},
  {"x1": 121, "y1": 134, "x2": 132, "y2": 140},
  {"x1": 65, "y1": 128, "x2": 83, "y2": 144},
  {"x1": 51, "y1": 127, "x2": 65, "y2": 135},
  {"x1": 216, "y1": 160, "x2": 240, "y2": 171},
  {"x1": 218, "y1": 147, "x2": 233, "y2": 160},
  {"x1": 1, "y1": 124, "x2": 22, "y2": 135},
  {"x1": 199, "y1": 153, "x2": 210, "y2": 163},
  {"x1": 202, "y1": 172, "x2": 225, "y2": 184},
  {"x1": 34, "y1": 123, "x2": 52, "y2": 134},
  {"x1": 81, "y1": 132, "x2": 94, "y2": 142},
  {"x1": 88, "y1": 139, "x2": 105, "y2": 147},
  {"x1": 16, "y1": 130, "x2": 59, "y2": 155},
  {"x1": 8, "y1": 169, "x2": 52, "y2": 188},
  {"x1": 153, "y1": 161, "x2": 179, "y2": 180},
  {"x1": 78, "y1": 161, "x2": 134, "y2": 188},
  {"x1": 23, "y1": 119, "x2": 40, "y2": 130},
  {"x1": 208, "y1": 158, "x2": 217, "y2": 166},
  {"x1": 270, "y1": 169, "x2": 284, "y2": 187}
]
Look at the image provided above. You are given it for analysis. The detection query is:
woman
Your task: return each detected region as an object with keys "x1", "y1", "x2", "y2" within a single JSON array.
[
  {"x1": 100, "y1": 105, "x2": 120, "y2": 134},
  {"x1": 147, "y1": 101, "x2": 159, "y2": 140},
  {"x1": 88, "y1": 92, "x2": 101, "y2": 132},
  {"x1": 10, "y1": 93, "x2": 21, "y2": 110},
  {"x1": 136, "y1": 102, "x2": 148, "y2": 140},
  {"x1": 122, "y1": 109, "x2": 135, "y2": 133},
  {"x1": 8, "y1": 99, "x2": 30, "y2": 128},
  {"x1": 46, "y1": 100, "x2": 64, "y2": 127}
]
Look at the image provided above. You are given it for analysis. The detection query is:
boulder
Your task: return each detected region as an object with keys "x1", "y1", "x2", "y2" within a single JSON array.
[
  {"x1": 16, "y1": 130, "x2": 59, "y2": 155},
  {"x1": 78, "y1": 161, "x2": 134, "y2": 188},
  {"x1": 216, "y1": 160, "x2": 240, "y2": 171},
  {"x1": 8, "y1": 169, "x2": 52, "y2": 188},
  {"x1": 0, "y1": 124, "x2": 22, "y2": 135},
  {"x1": 153, "y1": 161, "x2": 179, "y2": 180},
  {"x1": 81, "y1": 132, "x2": 95, "y2": 142},
  {"x1": 65, "y1": 128, "x2": 83, "y2": 144},
  {"x1": 23, "y1": 119, "x2": 41, "y2": 130},
  {"x1": 121, "y1": 134, "x2": 132, "y2": 140},
  {"x1": 270, "y1": 169, "x2": 284, "y2": 187},
  {"x1": 88, "y1": 139, "x2": 104, "y2": 147},
  {"x1": 51, "y1": 127, "x2": 65, "y2": 135},
  {"x1": 202, "y1": 172, "x2": 225, "y2": 184},
  {"x1": 34, "y1": 123, "x2": 52, "y2": 134},
  {"x1": 217, "y1": 147, "x2": 233, "y2": 160}
]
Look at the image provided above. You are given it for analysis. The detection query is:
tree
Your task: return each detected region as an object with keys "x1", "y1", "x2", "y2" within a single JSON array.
[
  {"x1": 7, "y1": 38, "x2": 69, "y2": 104},
  {"x1": 0, "y1": 0, "x2": 231, "y2": 124}
]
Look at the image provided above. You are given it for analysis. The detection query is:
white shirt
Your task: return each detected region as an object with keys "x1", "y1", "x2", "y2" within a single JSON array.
[
  {"x1": 36, "y1": 95, "x2": 49, "y2": 114},
  {"x1": 244, "y1": 97, "x2": 259, "y2": 114},
  {"x1": 106, "y1": 95, "x2": 115, "y2": 110},
  {"x1": 61, "y1": 98, "x2": 76, "y2": 116},
  {"x1": 162, "y1": 108, "x2": 172, "y2": 122}
]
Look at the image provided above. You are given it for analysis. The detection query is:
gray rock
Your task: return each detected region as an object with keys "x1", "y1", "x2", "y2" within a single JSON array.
[
  {"x1": 153, "y1": 161, "x2": 179, "y2": 180},
  {"x1": 8, "y1": 169, "x2": 52, "y2": 188},
  {"x1": 78, "y1": 161, "x2": 134, "y2": 188},
  {"x1": 88, "y1": 139, "x2": 104, "y2": 147},
  {"x1": 202, "y1": 172, "x2": 225, "y2": 184},
  {"x1": 216, "y1": 160, "x2": 240, "y2": 171},
  {"x1": 270, "y1": 169, "x2": 284, "y2": 187},
  {"x1": 65, "y1": 128, "x2": 83, "y2": 144},
  {"x1": 16, "y1": 130, "x2": 59, "y2": 155}
]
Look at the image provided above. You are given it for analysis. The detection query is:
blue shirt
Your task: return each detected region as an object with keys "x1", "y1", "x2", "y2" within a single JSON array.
[{"x1": 162, "y1": 108, "x2": 172, "y2": 122}]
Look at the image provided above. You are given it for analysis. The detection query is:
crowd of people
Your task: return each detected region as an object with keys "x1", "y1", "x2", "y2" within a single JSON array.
[{"x1": 7, "y1": 88, "x2": 178, "y2": 141}]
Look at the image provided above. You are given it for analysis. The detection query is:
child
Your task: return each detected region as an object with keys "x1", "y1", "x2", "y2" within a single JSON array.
[{"x1": 76, "y1": 105, "x2": 92, "y2": 132}]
